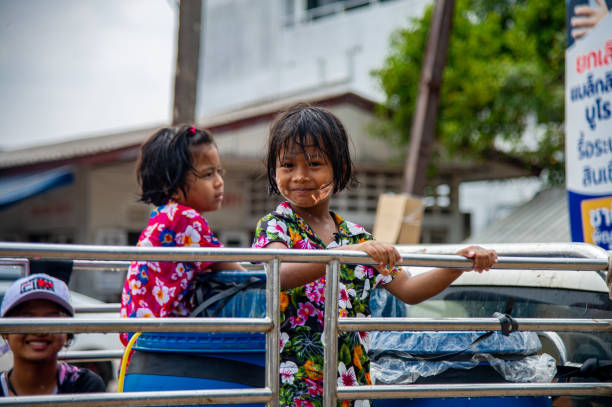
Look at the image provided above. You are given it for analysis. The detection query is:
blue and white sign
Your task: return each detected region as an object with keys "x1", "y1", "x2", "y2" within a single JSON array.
[{"x1": 566, "y1": 2, "x2": 612, "y2": 249}]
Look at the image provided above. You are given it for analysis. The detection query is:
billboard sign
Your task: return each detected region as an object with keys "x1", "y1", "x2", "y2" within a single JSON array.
[{"x1": 566, "y1": 0, "x2": 612, "y2": 248}]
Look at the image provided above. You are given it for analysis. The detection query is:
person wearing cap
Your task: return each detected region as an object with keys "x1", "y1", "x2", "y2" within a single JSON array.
[{"x1": 0, "y1": 273, "x2": 106, "y2": 396}]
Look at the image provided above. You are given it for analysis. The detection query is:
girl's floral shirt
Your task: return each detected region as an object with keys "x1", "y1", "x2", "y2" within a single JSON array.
[
  {"x1": 253, "y1": 202, "x2": 398, "y2": 407},
  {"x1": 119, "y1": 200, "x2": 222, "y2": 346}
]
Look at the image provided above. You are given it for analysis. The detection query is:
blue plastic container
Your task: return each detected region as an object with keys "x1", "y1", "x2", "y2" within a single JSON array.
[
  {"x1": 370, "y1": 331, "x2": 553, "y2": 407},
  {"x1": 123, "y1": 332, "x2": 266, "y2": 406},
  {"x1": 191, "y1": 270, "x2": 267, "y2": 318},
  {"x1": 123, "y1": 270, "x2": 267, "y2": 406}
]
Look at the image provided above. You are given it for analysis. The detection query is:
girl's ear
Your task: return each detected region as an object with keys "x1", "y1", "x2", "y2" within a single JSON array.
[
  {"x1": 172, "y1": 188, "x2": 187, "y2": 206},
  {"x1": 64, "y1": 333, "x2": 74, "y2": 348}
]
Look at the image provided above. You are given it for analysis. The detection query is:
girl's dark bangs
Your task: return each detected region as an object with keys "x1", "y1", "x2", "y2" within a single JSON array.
[
  {"x1": 297, "y1": 123, "x2": 329, "y2": 158},
  {"x1": 274, "y1": 110, "x2": 331, "y2": 163}
]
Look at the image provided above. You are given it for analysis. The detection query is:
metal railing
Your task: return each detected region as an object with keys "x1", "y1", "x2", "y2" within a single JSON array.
[{"x1": 0, "y1": 242, "x2": 610, "y2": 406}]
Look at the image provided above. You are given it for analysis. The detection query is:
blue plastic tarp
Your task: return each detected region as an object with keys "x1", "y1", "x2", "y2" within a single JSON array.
[{"x1": 0, "y1": 166, "x2": 74, "y2": 209}]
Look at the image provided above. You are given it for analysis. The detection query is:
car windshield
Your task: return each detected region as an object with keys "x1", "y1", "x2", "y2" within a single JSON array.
[{"x1": 406, "y1": 286, "x2": 612, "y2": 363}]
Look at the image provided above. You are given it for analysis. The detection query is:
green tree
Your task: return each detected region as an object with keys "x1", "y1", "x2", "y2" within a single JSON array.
[{"x1": 373, "y1": 0, "x2": 566, "y2": 184}]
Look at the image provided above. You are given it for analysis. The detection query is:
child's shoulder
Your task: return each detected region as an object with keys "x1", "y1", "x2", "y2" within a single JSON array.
[
  {"x1": 58, "y1": 363, "x2": 106, "y2": 393},
  {"x1": 258, "y1": 202, "x2": 294, "y2": 222},
  {"x1": 344, "y1": 220, "x2": 369, "y2": 236},
  {"x1": 155, "y1": 200, "x2": 206, "y2": 222},
  {"x1": 333, "y1": 212, "x2": 371, "y2": 238}
]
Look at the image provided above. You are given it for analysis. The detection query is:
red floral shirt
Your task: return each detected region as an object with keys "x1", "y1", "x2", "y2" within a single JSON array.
[{"x1": 119, "y1": 200, "x2": 222, "y2": 345}]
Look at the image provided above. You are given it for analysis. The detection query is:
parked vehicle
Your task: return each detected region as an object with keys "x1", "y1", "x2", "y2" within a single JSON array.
[
  {"x1": 371, "y1": 265, "x2": 612, "y2": 407},
  {"x1": 410, "y1": 268, "x2": 610, "y2": 362}
]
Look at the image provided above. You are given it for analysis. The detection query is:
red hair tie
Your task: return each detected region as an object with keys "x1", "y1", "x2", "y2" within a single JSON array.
[{"x1": 188, "y1": 126, "x2": 197, "y2": 135}]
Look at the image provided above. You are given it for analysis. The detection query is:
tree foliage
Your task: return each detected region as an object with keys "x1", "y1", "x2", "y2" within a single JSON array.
[{"x1": 373, "y1": 0, "x2": 566, "y2": 184}]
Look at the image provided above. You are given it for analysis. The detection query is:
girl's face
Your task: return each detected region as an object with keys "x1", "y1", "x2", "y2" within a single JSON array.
[
  {"x1": 275, "y1": 142, "x2": 334, "y2": 210},
  {"x1": 3, "y1": 299, "x2": 68, "y2": 363},
  {"x1": 174, "y1": 144, "x2": 225, "y2": 213}
]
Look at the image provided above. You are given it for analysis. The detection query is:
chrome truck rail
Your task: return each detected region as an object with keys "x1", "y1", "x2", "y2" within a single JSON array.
[
  {"x1": 396, "y1": 242, "x2": 610, "y2": 259},
  {"x1": 0, "y1": 241, "x2": 610, "y2": 406}
]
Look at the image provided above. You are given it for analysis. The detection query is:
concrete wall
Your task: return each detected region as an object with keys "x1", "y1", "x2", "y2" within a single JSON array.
[
  {"x1": 330, "y1": 103, "x2": 396, "y2": 163},
  {"x1": 88, "y1": 161, "x2": 149, "y2": 244},
  {"x1": 197, "y1": 0, "x2": 429, "y2": 116}
]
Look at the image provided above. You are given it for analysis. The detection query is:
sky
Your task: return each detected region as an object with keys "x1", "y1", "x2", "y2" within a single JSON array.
[{"x1": 0, "y1": 0, "x2": 177, "y2": 151}]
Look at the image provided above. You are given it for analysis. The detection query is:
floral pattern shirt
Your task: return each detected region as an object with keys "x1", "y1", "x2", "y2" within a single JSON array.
[
  {"x1": 253, "y1": 202, "x2": 397, "y2": 407},
  {"x1": 120, "y1": 200, "x2": 222, "y2": 346}
]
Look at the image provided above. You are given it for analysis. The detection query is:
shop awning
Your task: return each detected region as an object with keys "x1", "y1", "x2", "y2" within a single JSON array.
[{"x1": 0, "y1": 167, "x2": 74, "y2": 210}]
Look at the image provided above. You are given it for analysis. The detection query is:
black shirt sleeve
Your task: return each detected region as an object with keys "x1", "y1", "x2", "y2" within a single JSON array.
[{"x1": 58, "y1": 367, "x2": 106, "y2": 394}]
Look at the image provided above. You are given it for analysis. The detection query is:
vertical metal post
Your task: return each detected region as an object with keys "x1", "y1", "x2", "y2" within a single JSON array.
[
  {"x1": 266, "y1": 259, "x2": 281, "y2": 407},
  {"x1": 402, "y1": 0, "x2": 455, "y2": 195},
  {"x1": 172, "y1": 0, "x2": 202, "y2": 125},
  {"x1": 322, "y1": 260, "x2": 340, "y2": 407}
]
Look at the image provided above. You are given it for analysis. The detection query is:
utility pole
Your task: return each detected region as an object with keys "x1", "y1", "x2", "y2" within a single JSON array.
[
  {"x1": 401, "y1": 0, "x2": 455, "y2": 195},
  {"x1": 172, "y1": 0, "x2": 202, "y2": 125}
]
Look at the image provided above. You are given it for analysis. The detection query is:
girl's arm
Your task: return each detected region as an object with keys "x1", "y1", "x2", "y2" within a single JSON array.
[
  {"x1": 264, "y1": 240, "x2": 401, "y2": 290},
  {"x1": 384, "y1": 245, "x2": 497, "y2": 304},
  {"x1": 383, "y1": 267, "x2": 463, "y2": 304},
  {"x1": 264, "y1": 242, "x2": 327, "y2": 289}
]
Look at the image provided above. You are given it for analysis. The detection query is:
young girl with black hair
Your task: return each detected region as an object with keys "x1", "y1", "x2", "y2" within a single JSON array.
[
  {"x1": 120, "y1": 125, "x2": 244, "y2": 345},
  {"x1": 253, "y1": 103, "x2": 497, "y2": 407}
]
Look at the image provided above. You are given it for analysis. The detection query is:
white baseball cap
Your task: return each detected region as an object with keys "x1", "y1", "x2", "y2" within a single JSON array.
[{"x1": 1, "y1": 273, "x2": 74, "y2": 317}]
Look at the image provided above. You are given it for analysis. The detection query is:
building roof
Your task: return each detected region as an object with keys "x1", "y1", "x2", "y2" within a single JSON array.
[
  {"x1": 0, "y1": 84, "x2": 371, "y2": 173},
  {"x1": 463, "y1": 187, "x2": 570, "y2": 244},
  {"x1": 202, "y1": 81, "x2": 375, "y2": 133},
  {"x1": 0, "y1": 79, "x2": 534, "y2": 183},
  {"x1": 0, "y1": 127, "x2": 155, "y2": 173}
]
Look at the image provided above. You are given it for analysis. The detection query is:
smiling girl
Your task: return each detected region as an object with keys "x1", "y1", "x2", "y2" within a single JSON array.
[{"x1": 253, "y1": 104, "x2": 497, "y2": 406}]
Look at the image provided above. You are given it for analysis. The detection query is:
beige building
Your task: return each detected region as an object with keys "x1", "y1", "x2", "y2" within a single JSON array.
[{"x1": 0, "y1": 88, "x2": 528, "y2": 299}]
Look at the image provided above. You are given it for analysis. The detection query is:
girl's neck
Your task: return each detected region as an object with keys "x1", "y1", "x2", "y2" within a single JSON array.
[
  {"x1": 290, "y1": 200, "x2": 330, "y2": 221},
  {"x1": 290, "y1": 202, "x2": 338, "y2": 245},
  {"x1": 10, "y1": 360, "x2": 58, "y2": 395}
]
